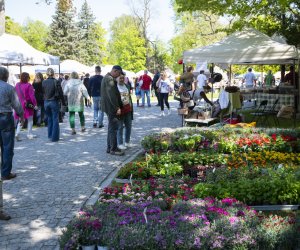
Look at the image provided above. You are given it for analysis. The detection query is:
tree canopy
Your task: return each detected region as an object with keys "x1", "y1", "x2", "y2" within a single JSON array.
[{"x1": 175, "y1": 0, "x2": 300, "y2": 47}]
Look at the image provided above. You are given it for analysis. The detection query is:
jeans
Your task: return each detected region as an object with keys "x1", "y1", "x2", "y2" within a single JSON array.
[
  {"x1": 141, "y1": 89, "x2": 151, "y2": 106},
  {"x1": 93, "y1": 96, "x2": 104, "y2": 125},
  {"x1": 44, "y1": 100, "x2": 60, "y2": 142},
  {"x1": 0, "y1": 113, "x2": 15, "y2": 177},
  {"x1": 16, "y1": 116, "x2": 33, "y2": 136},
  {"x1": 117, "y1": 112, "x2": 132, "y2": 145},
  {"x1": 34, "y1": 104, "x2": 45, "y2": 126},
  {"x1": 107, "y1": 113, "x2": 119, "y2": 152}
]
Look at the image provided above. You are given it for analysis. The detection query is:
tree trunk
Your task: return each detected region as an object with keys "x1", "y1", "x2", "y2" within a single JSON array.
[{"x1": 0, "y1": 0, "x2": 4, "y2": 35}]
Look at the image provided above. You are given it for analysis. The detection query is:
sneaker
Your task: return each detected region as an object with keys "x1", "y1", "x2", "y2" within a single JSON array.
[
  {"x1": 167, "y1": 109, "x2": 171, "y2": 115},
  {"x1": 118, "y1": 144, "x2": 127, "y2": 150},
  {"x1": 93, "y1": 123, "x2": 97, "y2": 128},
  {"x1": 0, "y1": 211, "x2": 11, "y2": 220},
  {"x1": 71, "y1": 131, "x2": 76, "y2": 135},
  {"x1": 138, "y1": 105, "x2": 145, "y2": 108},
  {"x1": 160, "y1": 111, "x2": 165, "y2": 116},
  {"x1": 125, "y1": 142, "x2": 133, "y2": 148},
  {"x1": 81, "y1": 128, "x2": 86, "y2": 132},
  {"x1": 98, "y1": 124, "x2": 104, "y2": 128},
  {"x1": 110, "y1": 149, "x2": 125, "y2": 156},
  {"x1": 148, "y1": 105, "x2": 151, "y2": 107},
  {"x1": 1, "y1": 172, "x2": 17, "y2": 181},
  {"x1": 27, "y1": 134, "x2": 36, "y2": 139}
]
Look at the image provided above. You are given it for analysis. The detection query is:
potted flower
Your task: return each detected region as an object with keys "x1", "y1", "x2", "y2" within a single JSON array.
[{"x1": 72, "y1": 212, "x2": 102, "y2": 250}]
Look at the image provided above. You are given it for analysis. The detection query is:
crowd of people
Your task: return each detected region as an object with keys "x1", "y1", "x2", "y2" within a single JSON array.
[{"x1": 0, "y1": 65, "x2": 179, "y2": 193}]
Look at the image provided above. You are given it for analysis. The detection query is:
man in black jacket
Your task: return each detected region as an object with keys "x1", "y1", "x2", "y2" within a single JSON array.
[
  {"x1": 42, "y1": 68, "x2": 65, "y2": 142},
  {"x1": 89, "y1": 66, "x2": 104, "y2": 128},
  {"x1": 101, "y1": 65, "x2": 124, "y2": 156},
  {"x1": 152, "y1": 69, "x2": 160, "y2": 106}
]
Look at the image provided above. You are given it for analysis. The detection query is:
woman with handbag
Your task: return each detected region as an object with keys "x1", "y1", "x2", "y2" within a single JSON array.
[
  {"x1": 15, "y1": 72, "x2": 37, "y2": 140},
  {"x1": 63, "y1": 71, "x2": 90, "y2": 135},
  {"x1": 117, "y1": 74, "x2": 133, "y2": 150}
]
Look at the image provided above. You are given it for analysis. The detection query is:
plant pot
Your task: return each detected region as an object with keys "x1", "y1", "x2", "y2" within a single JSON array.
[
  {"x1": 81, "y1": 245, "x2": 96, "y2": 250},
  {"x1": 97, "y1": 246, "x2": 108, "y2": 250}
]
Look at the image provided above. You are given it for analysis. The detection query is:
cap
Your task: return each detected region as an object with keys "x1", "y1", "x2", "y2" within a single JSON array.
[
  {"x1": 46, "y1": 67, "x2": 54, "y2": 76},
  {"x1": 112, "y1": 65, "x2": 124, "y2": 75}
]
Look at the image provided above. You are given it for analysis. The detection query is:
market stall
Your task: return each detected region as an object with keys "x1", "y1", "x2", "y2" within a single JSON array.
[{"x1": 182, "y1": 27, "x2": 299, "y2": 122}]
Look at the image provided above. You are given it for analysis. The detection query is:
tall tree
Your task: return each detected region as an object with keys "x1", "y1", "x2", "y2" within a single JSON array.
[
  {"x1": 128, "y1": 0, "x2": 152, "y2": 68},
  {"x1": 170, "y1": 10, "x2": 226, "y2": 73},
  {"x1": 22, "y1": 19, "x2": 49, "y2": 52},
  {"x1": 175, "y1": 0, "x2": 300, "y2": 47},
  {"x1": 107, "y1": 15, "x2": 146, "y2": 72},
  {"x1": 77, "y1": 0, "x2": 105, "y2": 65},
  {"x1": 5, "y1": 16, "x2": 23, "y2": 35},
  {"x1": 46, "y1": 0, "x2": 79, "y2": 60}
]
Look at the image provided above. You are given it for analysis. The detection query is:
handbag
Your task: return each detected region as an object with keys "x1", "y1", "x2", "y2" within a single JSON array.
[
  {"x1": 121, "y1": 103, "x2": 132, "y2": 115},
  {"x1": 18, "y1": 84, "x2": 35, "y2": 109}
]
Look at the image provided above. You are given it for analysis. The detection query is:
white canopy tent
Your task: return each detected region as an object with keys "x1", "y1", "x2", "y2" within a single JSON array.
[
  {"x1": 59, "y1": 59, "x2": 90, "y2": 74},
  {"x1": 183, "y1": 28, "x2": 299, "y2": 65},
  {"x1": 0, "y1": 33, "x2": 59, "y2": 65}
]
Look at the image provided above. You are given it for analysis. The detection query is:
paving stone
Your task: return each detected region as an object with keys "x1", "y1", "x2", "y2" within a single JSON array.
[{"x1": 1, "y1": 103, "x2": 181, "y2": 248}]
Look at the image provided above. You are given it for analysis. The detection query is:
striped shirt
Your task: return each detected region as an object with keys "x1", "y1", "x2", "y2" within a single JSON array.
[{"x1": 0, "y1": 80, "x2": 24, "y2": 116}]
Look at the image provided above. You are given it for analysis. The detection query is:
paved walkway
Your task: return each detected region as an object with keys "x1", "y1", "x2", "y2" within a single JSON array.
[{"x1": 0, "y1": 101, "x2": 182, "y2": 249}]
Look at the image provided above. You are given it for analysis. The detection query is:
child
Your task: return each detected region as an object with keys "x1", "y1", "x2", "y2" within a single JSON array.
[{"x1": 134, "y1": 78, "x2": 141, "y2": 106}]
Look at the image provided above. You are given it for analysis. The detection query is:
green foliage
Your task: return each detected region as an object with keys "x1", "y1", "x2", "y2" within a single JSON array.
[
  {"x1": 21, "y1": 19, "x2": 49, "y2": 52},
  {"x1": 194, "y1": 167, "x2": 300, "y2": 205},
  {"x1": 169, "y1": 10, "x2": 226, "y2": 73},
  {"x1": 107, "y1": 15, "x2": 146, "y2": 72},
  {"x1": 174, "y1": 0, "x2": 300, "y2": 47},
  {"x1": 77, "y1": 0, "x2": 106, "y2": 66},
  {"x1": 5, "y1": 16, "x2": 23, "y2": 35}
]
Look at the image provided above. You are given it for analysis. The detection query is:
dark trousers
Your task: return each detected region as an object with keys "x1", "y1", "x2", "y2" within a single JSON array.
[
  {"x1": 154, "y1": 89, "x2": 161, "y2": 105},
  {"x1": 0, "y1": 113, "x2": 15, "y2": 177},
  {"x1": 107, "y1": 113, "x2": 119, "y2": 152},
  {"x1": 159, "y1": 93, "x2": 170, "y2": 111}
]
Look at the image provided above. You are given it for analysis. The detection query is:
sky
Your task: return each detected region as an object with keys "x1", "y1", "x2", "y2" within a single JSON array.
[{"x1": 5, "y1": 0, "x2": 176, "y2": 43}]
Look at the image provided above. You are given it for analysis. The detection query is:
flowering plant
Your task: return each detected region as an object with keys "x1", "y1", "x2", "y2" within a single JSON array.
[{"x1": 71, "y1": 211, "x2": 102, "y2": 246}]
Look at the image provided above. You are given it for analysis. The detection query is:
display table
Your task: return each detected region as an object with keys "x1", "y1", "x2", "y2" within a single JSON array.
[
  {"x1": 184, "y1": 118, "x2": 218, "y2": 127},
  {"x1": 240, "y1": 89, "x2": 296, "y2": 111}
]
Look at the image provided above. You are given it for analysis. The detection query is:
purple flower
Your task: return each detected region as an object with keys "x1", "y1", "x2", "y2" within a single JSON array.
[{"x1": 236, "y1": 210, "x2": 245, "y2": 217}]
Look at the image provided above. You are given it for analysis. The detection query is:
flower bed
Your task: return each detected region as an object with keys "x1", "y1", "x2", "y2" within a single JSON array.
[
  {"x1": 141, "y1": 128, "x2": 300, "y2": 154},
  {"x1": 60, "y1": 127, "x2": 300, "y2": 249},
  {"x1": 60, "y1": 195, "x2": 299, "y2": 249}
]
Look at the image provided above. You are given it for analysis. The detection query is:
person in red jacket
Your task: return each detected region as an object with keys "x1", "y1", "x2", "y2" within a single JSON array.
[{"x1": 138, "y1": 70, "x2": 152, "y2": 107}]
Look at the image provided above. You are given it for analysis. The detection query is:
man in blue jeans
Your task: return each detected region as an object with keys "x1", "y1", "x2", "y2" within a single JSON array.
[
  {"x1": 0, "y1": 67, "x2": 24, "y2": 220},
  {"x1": 42, "y1": 68, "x2": 65, "y2": 142},
  {"x1": 89, "y1": 66, "x2": 104, "y2": 128},
  {"x1": 138, "y1": 70, "x2": 152, "y2": 107}
]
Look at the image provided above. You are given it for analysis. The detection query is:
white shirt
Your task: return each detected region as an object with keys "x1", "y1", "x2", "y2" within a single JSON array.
[
  {"x1": 158, "y1": 78, "x2": 171, "y2": 93},
  {"x1": 117, "y1": 83, "x2": 130, "y2": 105},
  {"x1": 196, "y1": 74, "x2": 207, "y2": 90},
  {"x1": 243, "y1": 72, "x2": 256, "y2": 86}
]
